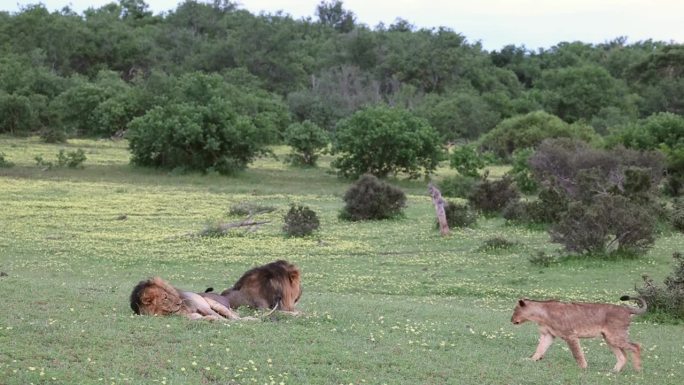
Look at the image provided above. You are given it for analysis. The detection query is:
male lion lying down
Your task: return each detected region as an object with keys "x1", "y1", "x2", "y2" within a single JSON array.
[
  {"x1": 511, "y1": 296, "x2": 646, "y2": 372},
  {"x1": 130, "y1": 277, "x2": 248, "y2": 321}
]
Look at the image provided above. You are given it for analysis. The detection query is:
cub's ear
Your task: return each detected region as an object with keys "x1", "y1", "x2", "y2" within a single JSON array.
[{"x1": 518, "y1": 299, "x2": 526, "y2": 307}]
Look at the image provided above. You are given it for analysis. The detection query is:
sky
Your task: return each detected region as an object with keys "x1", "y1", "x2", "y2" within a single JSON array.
[{"x1": 2, "y1": 0, "x2": 683, "y2": 51}]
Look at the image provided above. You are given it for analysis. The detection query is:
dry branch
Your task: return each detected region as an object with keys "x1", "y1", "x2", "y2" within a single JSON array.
[{"x1": 428, "y1": 182, "x2": 450, "y2": 236}]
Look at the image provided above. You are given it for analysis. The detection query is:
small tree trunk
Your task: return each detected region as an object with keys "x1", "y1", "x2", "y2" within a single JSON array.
[{"x1": 429, "y1": 182, "x2": 450, "y2": 236}]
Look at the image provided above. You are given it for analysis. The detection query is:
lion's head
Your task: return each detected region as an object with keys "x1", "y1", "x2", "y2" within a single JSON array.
[{"x1": 130, "y1": 277, "x2": 184, "y2": 316}]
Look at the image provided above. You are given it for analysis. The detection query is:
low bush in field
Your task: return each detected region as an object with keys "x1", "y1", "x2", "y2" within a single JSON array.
[
  {"x1": 438, "y1": 201, "x2": 477, "y2": 229},
  {"x1": 503, "y1": 187, "x2": 567, "y2": 225},
  {"x1": 439, "y1": 175, "x2": 477, "y2": 198},
  {"x1": 0, "y1": 152, "x2": 14, "y2": 168},
  {"x1": 478, "y1": 237, "x2": 517, "y2": 251},
  {"x1": 34, "y1": 149, "x2": 87, "y2": 170},
  {"x1": 636, "y1": 252, "x2": 684, "y2": 320},
  {"x1": 468, "y1": 176, "x2": 519, "y2": 215},
  {"x1": 339, "y1": 174, "x2": 406, "y2": 221},
  {"x1": 283, "y1": 204, "x2": 320, "y2": 237}
]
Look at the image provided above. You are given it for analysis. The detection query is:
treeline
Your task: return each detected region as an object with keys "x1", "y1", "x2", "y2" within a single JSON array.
[{"x1": 0, "y1": 0, "x2": 682, "y2": 156}]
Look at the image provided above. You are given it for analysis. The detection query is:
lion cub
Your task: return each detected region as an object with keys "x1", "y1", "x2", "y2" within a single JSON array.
[{"x1": 511, "y1": 296, "x2": 646, "y2": 372}]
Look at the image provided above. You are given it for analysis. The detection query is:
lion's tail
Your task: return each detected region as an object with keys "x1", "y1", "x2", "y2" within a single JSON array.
[{"x1": 620, "y1": 295, "x2": 647, "y2": 315}]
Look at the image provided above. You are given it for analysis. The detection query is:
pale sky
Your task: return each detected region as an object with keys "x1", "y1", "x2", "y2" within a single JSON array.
[{"x1": 2, "y1": 0, "x2": 683, "y2": 51}]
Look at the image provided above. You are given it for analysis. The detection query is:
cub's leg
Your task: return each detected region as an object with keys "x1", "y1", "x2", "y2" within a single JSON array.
[
  {"x1": 605, "y1": 332, "x2": 641, "y2": 372},
  {"x1": 531, "y1": 332, "x2": 554, "y2": 361},
  {"x1": 564, "y1": 337, "x2": 588, "y2": 369}
]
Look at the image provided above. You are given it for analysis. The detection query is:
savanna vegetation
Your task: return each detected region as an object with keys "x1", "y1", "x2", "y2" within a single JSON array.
[{"x1": 1, "y1": 0, "x2": 684, "y2": 383}]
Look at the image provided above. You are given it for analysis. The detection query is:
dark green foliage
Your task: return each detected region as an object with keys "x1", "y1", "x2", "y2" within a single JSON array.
[
  {"x1": 57, "y1": 148, "x2": 87, "y2": 168},
  {"x1": 479, "y1": 111, "x2": 597, "y2": 160},
  {"x1": 0, "y1": 92, "x2": 35, "y2": 134},
  {"x1": 507, "y1": 148, "x2": 538, "y2": 194},
  {"x1": 672, "y1": 200, "x2": 684, "y2": 232},
  {"x1": 608, "y1": 112, "x2": 684, "y2": 196},
  {"x1": 415, "y1": 91, "x2": 500, "y2": 141},
  {"x1": 283, "y1": 204, "x2": 320, "y2": 237},
  {"x1": 468, "y1": 176, "x2": 519, "y2": 215},
  {"x1": 503, "y1": 187, "x2": 567, "y2": 224},
  {"x1": 636, "y1": 252, "x2": 684, "y2": 320},
  {"x1": 284, "y1": 120, "x2": 329, "y2": 167},
  {"x1": 339, "y1": 174, "x2": 406, "y2": 221},
  {"x1": 0, "y1": 153, "x2": 14, "y2": 168},
  {"x1": 127, "y1": 100, "x2": 270, "y2": 175},
  {"x1": 34, "y1": 149, "x2": 87, "y2": 170},
  {"x1": 478, "y1": 237, "x2": 517, "y2": 251},
  {"x1": 438, "y1": 201, "x2": 477, "y2": 229},
  {"x1": 550, "y1": 195, "x2": 656, "y2": 255},
  {"x1": 449, "y1": 145, "x2": 485, "y2": 178},
  {"x1": 332, "y1": 106, "x2": 442, "y2": 179},
  {"x1": 438, "y1": 175, "x2": 478, "y2": 198}
]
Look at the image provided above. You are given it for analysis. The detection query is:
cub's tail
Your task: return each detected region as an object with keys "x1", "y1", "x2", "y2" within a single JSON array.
[{"x1": 620, "y1": 295, "x2": 647, "y2": 315}]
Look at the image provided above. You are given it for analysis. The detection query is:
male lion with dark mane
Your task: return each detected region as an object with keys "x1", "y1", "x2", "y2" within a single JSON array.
[
  {"x1": 130, "y1": 277, "x2": 245, "y2": 321},
  {"x1": 218, "y1": 260, "x2": 302, "y2": 314},
  {"x1": 511, "y1": 295, "x2": 646, "y2": 372}
]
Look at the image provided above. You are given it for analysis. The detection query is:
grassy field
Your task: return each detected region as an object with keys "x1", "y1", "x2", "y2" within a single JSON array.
[{"x1": 1, "y1": 136, "x2": 683, "y2": 385}]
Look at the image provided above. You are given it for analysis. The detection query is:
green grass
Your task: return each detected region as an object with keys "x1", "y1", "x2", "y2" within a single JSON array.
[{"x1": 1, "y1": 136, "x2": 683, "y2": 384}]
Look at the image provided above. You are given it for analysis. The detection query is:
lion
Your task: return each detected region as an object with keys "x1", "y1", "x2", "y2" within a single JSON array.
[
  {"x1": 511, "y1": 295, "x2": 647, "y2": 372},
  {"x1": 218, "y1": 260, "x2": 302, "y2": 315},
  {"x1": 130, "y1": 277, "x2": 243, "y2": 321}
]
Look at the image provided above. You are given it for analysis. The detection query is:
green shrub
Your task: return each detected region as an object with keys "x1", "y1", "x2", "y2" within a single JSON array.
[
  {"x1": 449, "y1": 145, "x2": 485, "y2": 178},
  {"x1": 636, "y1": 252, "x2": 684, "y2": 320},
  {"x1": 57, "y1": 148, "x2": 86, "y2": 168},
  {"x1": 550, "y1": 195, "x2": 656, "y2": 256},
  {"x1": 672, "y1": 200, "x2": 684, "y2": 232},
  {"x1": 340, "y1": 174, "x2": 406, "y2": 221},
  {"x1": 468, "y1": 176, "x2": 519, "y2": 215},
  {"x1": 479, "y1": 111, "x2": 597, "y2": 160},
  {"x1": 283, "y1": 204, "x2": 320, "y2": 237},
  {"x1": 34, "y1": 149, "x2": 87, "y2": 170},
  {"x1": 0, "y1": 152, "x2": 14, "y2": 168},
  {"x1": 507, "y1": 148, "x2": 538, "y2": 194},
  {"x1": 438, "y1": 201, "x2": 477, "y2": 229},
  {"x1": 332, "y1": 106, "x2": 442, "y2": 179},
  {"x1": 438, "y1": 175, "x2": 478, "y2": 198},
  {"x1": 127, "y1": 100, "x2": 271, "y2": 175},
  {"x1": 503, "y1": 187, "x2": 567, "y2": 224},
  {"x1": 284, "y1": 120, "x2": 328, "y2": 167},
  {"x1": 478, "y1": 237, "x2": 517, "y2": 251}
]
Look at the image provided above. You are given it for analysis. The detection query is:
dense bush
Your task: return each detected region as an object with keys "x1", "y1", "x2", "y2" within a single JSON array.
[
  {"x1": 439, "y1": 175, "x2": 478, "y2": 198},
  {"x1": 0, "y1": 152, "x2": 14, "y2": 168},
  {"x1": 449, "y1": 144, "x2": 485, "y2": 178},
  {"x1": 672, "y1": 200, "x2": 684, "y2": 232},
  {"x1": 503, "y1": 187, "x2": 567, "y2": 224},
  {"x1": 636, "y1": 252, "x2": 684, "y2": 320},
  {"x1": 478, "y1": 237, "x2": 518, "y2": 251},
  {"x1": 0, "y1": 92, "x2": 36, "y2": 134},
  {"x1": 284, "y1": 120, "x2": 329, "y2": 167},
  {"x1": 529, "y1": 139, "x2": 665, "y2": 201},
  {"x1": 339, "y1": 174, "x2": 406, "y2": 221},
  {"x1": 468, "y1": 176, "x2": 519, "y2": 215},
  {"x1": 507, "y1": 148, "x2": 538, "y2": 194},
  {"x1": 34, "y1": 148, "x2": 87, "y2": 170},
  {"x1": 283, "y1": 204, "x2": 320, "y2": 237},
  {"x1": 607, "y1": 112, "x2": 684, "y2": 196},
  {"x1": 479, "y1": 111, "x2": 597, "y2": 160},
  {"x1": 127, "y1": 100, "x2": 270, "y2": 175},
  {"x1": 332, "y1": 106, "x2": 442, "y2": 179},
  {"x1": 438, "y1": 201, "x2": 477, "y2": 229},
  {"x1": 550, "y1": 195, "x2": 656, "y2": 255}
]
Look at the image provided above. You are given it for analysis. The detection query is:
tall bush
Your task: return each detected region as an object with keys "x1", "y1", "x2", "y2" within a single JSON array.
[
  {"x1": 332, "y1": 106, "x2": 442, "y2": 179},
  {"x1": 339, "y1": 174, "x2": 406, "y2": 221}
]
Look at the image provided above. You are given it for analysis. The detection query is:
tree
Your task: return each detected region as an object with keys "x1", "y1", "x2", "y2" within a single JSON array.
[
  {"x1": 479, "y1": 111, "x2": 597, "y2": 160},
  {"x1": 316, "y1": 0, "x2": 355, "y2": 33},
  {"x1": 331, "y1": 106, "x2": 442, "y2": 179},
  {"x1": 284, "y1": 120, "x2": 329, "y2": 166}
]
